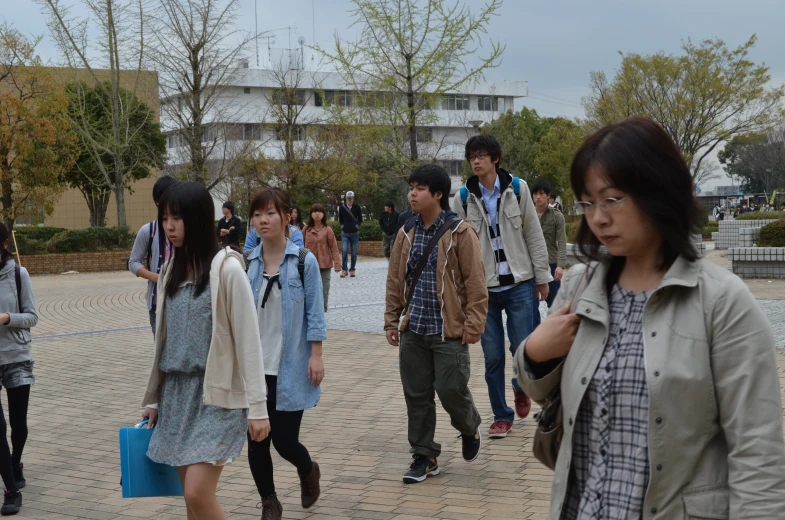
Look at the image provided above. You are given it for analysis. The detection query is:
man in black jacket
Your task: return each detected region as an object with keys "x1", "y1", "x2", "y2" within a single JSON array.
[
  {"x1": 378, "y1": 201, "x2": 400, "y2": 259},
  {"x1": 216, "y1": 202, "x2": 242, "y2": 249},
  {"x1": 338, "y1": 191, "x2": 363, "y2": 277}
]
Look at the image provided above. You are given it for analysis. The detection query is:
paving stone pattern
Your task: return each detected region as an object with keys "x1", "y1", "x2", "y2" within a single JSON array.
[{"x1": 6, "y1": 260, "x2": 785, "y2": 519}]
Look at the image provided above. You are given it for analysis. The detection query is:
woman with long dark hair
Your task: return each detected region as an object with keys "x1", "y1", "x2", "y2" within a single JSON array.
[
  {"x1": 245, "y1": 189, "x2": 326, "y2": 520},
  {"x1": 290, "y1": 205, "x2": 305, "y2": 230},
  {"x1": 303, "y1": 203, "x2": 341, "y2": 312},
  {"x1": 0, "y1": 224, "x2": 37, "y2": 515},
  {"x1": 515, "y1": 118, "x2": 785, "y2": 519},
  {"x1": 141, "y1": 182, "x2": 270, "y2": 519}
]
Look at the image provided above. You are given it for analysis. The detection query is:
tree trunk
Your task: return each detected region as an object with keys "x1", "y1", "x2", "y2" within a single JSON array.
[
  {"x1": 82, "y1": 188, "x2": 111, "y2": 227},
  {"x1": 1, "y1": 177, "x2": 14, "y2": 234},
  {"x1": 406, "y1": 56, "x2": 418, "y2": 162},
  {"x1": 113, "y1": 166, "x2": 127, "y2": 227},
  {"x1": 190, "y1": 47, "x2": 205, "y2": 185}
]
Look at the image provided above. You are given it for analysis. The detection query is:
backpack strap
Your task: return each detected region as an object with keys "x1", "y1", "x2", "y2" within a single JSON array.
[
  {"x1": 512, "y1": 176, "x2": 521, "y2": 203},
  {"x1": 459, "y1": 186, "x2": 469, "y2": 214},
  {"x1": 14, "y1": 264, "x2": 22, "y2": 313},
  {"x1": 298, "y1": 247, "x2": 310, "y2": 286},
  {"x1": 146, "y1": 221, "x2": 155, "y2": 270}
]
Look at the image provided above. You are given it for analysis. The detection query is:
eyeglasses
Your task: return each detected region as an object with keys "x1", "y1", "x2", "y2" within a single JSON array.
[
  {"x1": 468, "y1": 153, "x2": 490, "y2": 162},
  {"x1": 575, "y1": 197, "x2": 630, "y2": 215}
]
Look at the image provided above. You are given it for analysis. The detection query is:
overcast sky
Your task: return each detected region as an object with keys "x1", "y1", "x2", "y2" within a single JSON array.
[{"x1": 6, "y1": 0, "x2": 785, "y2": 188}]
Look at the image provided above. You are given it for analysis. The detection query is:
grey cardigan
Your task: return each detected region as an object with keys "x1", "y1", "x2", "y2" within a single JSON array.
[
  {"x1": 514, "y1": 257, "x2": 785, "y2": 520},
  {"x1": 0, "y1": 259, "x2": 38, "y2": 365},
  {"x1": 128, "y1": 221, "x2": 163, "y2": 311}
]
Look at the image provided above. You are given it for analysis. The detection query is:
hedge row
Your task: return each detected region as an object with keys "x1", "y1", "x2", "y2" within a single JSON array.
[
  {"x1": 12, "y1": 226, "x2": 135, "y2": 255},
  {"x1": 736, "y1": 211, "x2": 785, "y2": 221},
  {"x1": 758, "y1": 219, "x2": 785, "y2": 247},
  {"x1": 327, "y1": 220, "x2": 384, "y2": 241}
]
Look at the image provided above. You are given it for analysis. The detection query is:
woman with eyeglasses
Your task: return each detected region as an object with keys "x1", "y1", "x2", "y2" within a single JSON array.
[{"x1": 514, "y1": 117, "x2": 785, "y2": 519}]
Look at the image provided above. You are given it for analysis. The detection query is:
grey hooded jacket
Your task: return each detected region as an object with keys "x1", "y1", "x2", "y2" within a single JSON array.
[{"x1": 0, "y1": 259, "x2": 38, "y2": 364}]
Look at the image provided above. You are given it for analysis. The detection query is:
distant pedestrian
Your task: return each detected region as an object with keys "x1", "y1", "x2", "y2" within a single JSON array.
[
  {"x1": 378, "y1": 201, "x2": 400, "y2": 259},
  {"x1": 0, "y1": 223, "x2": 37, "y2": 515},
  {"x1": 141, "y1": 182, "x2": 270, "y2": 519},
  {"x1": 385, "y1": 164, "x2": 488, "y2": 483},
  {"x1": 338, "y1": 191, "x2": 363, "y2": 278},
  {"x1": 453, "y1": 134, "x2": 552, "y2": 439},
  {"x1": 531, "y1": 180, "x2": 567, "y2": 327},
  {"x1": 303, "y1": 204, "x2": 341, "y2": 311},
  {"x1": 290, "y1": 205, "x2": 305, "y2": 231},
  {"x1": 216, "y1": 201, "x2": 241, "y2": 249},
  {"x1": 128, "y1": 175, "x2": 178, "y2": 334},
  {"x1": 245, "y1": 188, "x2": 326, "y2": 519},
  {"x1": 548, "y1": 193, "x2": 563, "y2": 212},
  {"x1": 397, "y1": 208, "x2": 414, "y2": 230}
]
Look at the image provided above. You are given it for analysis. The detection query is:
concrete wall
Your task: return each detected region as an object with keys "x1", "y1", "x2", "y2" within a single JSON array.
[
  {"x1": 729, "y1": 247, "x2": 785, "y2": 279},
  {"x1": 715, "y1": 220, "x2": 778, "y2": 249},
  {"x1": 22, "y1": 251, "x2": 132, "y2": 276}
]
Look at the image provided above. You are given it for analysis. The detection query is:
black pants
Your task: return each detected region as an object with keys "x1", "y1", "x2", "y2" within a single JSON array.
[
  {"x1": 247, "y1": 375, "x2": 312, "y2": 498},
  {"x1": 0, "y1": 386, "x2": 30, "y2": 492}
]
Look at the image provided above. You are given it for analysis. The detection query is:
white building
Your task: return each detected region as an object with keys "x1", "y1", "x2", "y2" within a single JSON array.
[{"x1": 162, "y1": 65, "x2": 529, "y2": 197}]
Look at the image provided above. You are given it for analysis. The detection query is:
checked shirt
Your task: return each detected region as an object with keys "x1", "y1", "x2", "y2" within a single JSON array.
[
  {"x1": 562, "y1": 285, "x2": 652, "y2": 520},
  {"x1": 406, "y1": 211, "x2": 446, "y2": 336}
]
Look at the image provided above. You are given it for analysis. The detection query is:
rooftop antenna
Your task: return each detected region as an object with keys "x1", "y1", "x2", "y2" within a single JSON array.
[
  {"x1": 312, "y1": 0, "x2": 315, "y2": 44},
  {"x1": 298, "y1": 36, "x2": 305, "y2": 70}
]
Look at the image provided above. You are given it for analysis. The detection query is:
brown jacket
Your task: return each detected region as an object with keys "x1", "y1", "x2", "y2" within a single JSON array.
[
  {"x1": 303, "y1": 225, "x2": 341, "y2": 271},
  {"x1": 385, "y1": 213, "x2": 488, "y2": 339}
]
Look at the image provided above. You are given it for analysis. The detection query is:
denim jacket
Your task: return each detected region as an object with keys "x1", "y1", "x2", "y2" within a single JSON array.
[{"x1": 247, "y1": 239, "x2": 327, "y2": 411}]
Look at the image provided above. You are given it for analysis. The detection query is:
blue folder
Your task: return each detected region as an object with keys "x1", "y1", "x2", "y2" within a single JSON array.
[{"x1": 119, "y1": 420, "x2": 183, "y2": 498}]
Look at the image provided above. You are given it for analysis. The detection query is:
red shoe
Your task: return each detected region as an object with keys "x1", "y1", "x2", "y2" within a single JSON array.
[
  {"x1": 514, "y1": 389, "x2": 531, "y2": 419},
  {"x1": 488, "y1": 420, "x2": 513, "y2": 438}
]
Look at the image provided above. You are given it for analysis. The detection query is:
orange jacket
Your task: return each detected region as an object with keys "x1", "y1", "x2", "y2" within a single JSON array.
[{"x1": 303, "y1": 225, "x2": 341, "y2": 271}]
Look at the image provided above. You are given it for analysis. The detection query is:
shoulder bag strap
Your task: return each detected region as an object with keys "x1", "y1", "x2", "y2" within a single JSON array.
[
  {"x1": 14, "y1": 264, "x2": 22, "y2": 313},
  {"x1": 404, "y1": 215, "x2": 461, "y2": 309}
]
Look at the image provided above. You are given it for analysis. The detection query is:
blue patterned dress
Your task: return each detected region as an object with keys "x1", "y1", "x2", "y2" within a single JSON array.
[{"x1": 147, "y1": 282, "x2": 248, "y2": 467}]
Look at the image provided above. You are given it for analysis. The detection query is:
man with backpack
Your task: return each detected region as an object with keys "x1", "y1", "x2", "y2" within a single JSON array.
[
  {"x1": 338, "y1": 191, "x2": 363, "y2": 278},
  {"x1": 385, "y1": 164, "x2": 487, "y2": 483},
  {"x1": 452, "y1": 134, "x2": 551, "y2": 439},
  {"x1": 128, "y1": 175, "x2": 178, "y2": 334}
]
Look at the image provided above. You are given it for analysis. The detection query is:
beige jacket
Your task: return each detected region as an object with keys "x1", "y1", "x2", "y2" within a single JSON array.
[
  {"x1": 452, "y1": 169, "x2": 552, "y2": 287},
  {"x1": 142, "y1": 248, "x2": 268, "y2": 419},
  {"x1": 514, "y1": 257, "x2": 785, "y2": 519}
]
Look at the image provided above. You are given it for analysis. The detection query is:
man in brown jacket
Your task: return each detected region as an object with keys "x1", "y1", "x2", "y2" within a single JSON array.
[{"x1": 385, "y1": 163, "x2": 489, "y2": 484}]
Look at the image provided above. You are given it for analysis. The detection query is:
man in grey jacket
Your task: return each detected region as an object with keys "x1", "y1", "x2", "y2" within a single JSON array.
[
  {"x1": 128, "y1": 176, "x2": 177, "y2": 334},
  {"x1": 452, "y1": 134, "x2": 551, "y2": 439}
]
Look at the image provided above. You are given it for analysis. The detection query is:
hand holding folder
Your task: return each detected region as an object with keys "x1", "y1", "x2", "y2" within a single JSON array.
[{"x1": 119, "y1": 420, "x2": 183, "y2": 498}]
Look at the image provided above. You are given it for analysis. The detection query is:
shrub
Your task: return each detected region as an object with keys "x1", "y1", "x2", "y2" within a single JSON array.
[
  {"x1": 10, "y1": 234, "x2": 48, "y2": 256},
  {"x1": 736, "y1": 211, "x2": 785, "y2": 221},
  {"x1": 566, "y1": 220, "x2": 580, "y2": 243},
  {"x1": 703, "y1": 221, "x2": 719, "y2": 239},
  {"x1": 13, "y1": 226, "x2": 67, "y2": 242},
  {"x1": 46, "y1": 226, "x2": 136, "y2": 253},
  {"x1": 326, "y1": 220, "x2": 383, "y2": 241},
  {"x1": 758, "y1": 219, "x2": 785, "y2": 247}
]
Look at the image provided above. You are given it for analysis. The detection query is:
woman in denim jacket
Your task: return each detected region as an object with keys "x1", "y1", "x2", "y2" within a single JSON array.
[{"x1": 245, "y1": 188, "x2": 327, "y2": 520}]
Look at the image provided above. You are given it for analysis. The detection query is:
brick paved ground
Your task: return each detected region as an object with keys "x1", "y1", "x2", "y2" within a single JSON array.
[{"x1": 7, "y1": 256, "x2": 785, "y2": 519}]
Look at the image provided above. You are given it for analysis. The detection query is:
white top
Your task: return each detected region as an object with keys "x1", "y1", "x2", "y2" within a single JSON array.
[{"x1": 257, "y1": 272, "x2": 284, "y2": 376}]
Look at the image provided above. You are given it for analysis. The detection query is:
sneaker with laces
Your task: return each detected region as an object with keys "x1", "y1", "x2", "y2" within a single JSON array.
[
  {"x1": 402, "y1": 456, "x2": 439, "y2": 483},
  {"x1": 1, "y1": 490, "x2": 21, "y2": 516},
  {"x1": 488, "y1": 420, "x2": 513, "y2": 438},
  {"x1": 461, "y1": 428, "x2": 482, "y2": 462},
  {"x1": 514, "y1": 389, "x2": 532, "y2": 419}
]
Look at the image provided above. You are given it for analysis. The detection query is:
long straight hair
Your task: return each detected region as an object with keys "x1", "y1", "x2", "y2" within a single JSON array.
[
  {"x1": 160, "y1": 182, "x2": 220, "y2": 297},
  {"x1": 0, "y1": 223, "x2": 12, "y2": 269}
]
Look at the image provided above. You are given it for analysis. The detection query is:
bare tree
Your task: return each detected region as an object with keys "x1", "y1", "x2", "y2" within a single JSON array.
[
  {"x1": 38, "y1": 0, "x2": 157, "y2": 227},
  {"x1": 149, "y1": 0, "x2": 261, "y2": 190}
]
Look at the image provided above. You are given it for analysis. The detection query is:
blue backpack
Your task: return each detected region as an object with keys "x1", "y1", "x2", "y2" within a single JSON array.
[{"x1": 459, "y1": 176, "x2": 521, "y2": 213}]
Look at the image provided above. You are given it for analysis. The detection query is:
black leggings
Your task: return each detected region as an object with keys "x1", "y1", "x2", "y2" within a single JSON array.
[
  {"x1": 247, "y1": 375, "x2": 312, "y2": 498},
  {"x1": 0, "y1": 385, "x2": 30, "y2": 492}
]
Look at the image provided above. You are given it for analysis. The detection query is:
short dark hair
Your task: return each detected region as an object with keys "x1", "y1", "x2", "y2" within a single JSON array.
[
  {"x1": 571, "y1": 117, "x2": 701, "y2": 268},
  {"x1": 222, "y1": 201, "x2": 235, "y2": 214},
  {"x1": 384, "y1": 200, "x2": 395, "y2": 210},
  {"x1": 531, "y1": 180, "x2": 552, "y2": 196},
  {"x1": 249, "y1": 188, "x2": 292, "y2": 237},
  {"x1": 465, "y1": 134, "x2": 502, "y2": 165},
  {"x1": 152, "y1": 175, "x2": 178, "y2": 203},
  {"x1": 408, "y1": 163, "x2": 451, "y2": 210}
]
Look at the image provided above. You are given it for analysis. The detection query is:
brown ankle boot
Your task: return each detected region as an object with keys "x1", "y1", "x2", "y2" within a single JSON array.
[
  {"x1": 260, "y1": 495, "x2": 282, "y2": 520},
  {"x1": 299, "y1": 461, "x2": 321, "y2": 508}
]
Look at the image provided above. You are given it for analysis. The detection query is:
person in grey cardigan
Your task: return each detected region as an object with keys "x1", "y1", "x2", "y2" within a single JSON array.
[
  {"x1": 128, "y1": 176, "x2": 178, "y2": 334},
  {"x1": 0, "y1": 223, "x2": 38, "y2": 515}
]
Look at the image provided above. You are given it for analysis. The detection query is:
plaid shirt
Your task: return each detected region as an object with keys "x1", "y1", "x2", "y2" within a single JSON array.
[
  {"x1": 406, "y1": 212, "x2": 446, "y2": 336},
  {"x1": 562, "y1": 285, "x2": 651, "y2": 520}
]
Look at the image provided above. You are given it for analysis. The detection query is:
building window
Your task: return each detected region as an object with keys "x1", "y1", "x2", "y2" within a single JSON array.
[
  {"x1": 243, "y1": 124, "x2": 263, "y2": 141},
  {"x1": 438, "y1": 160, "x2": 463, "y2": 177},
  {"x1": 318, "y1": 90, "x2": 355, "y2": 107},
  {"x1": 442, "y1": 94, "x2": 469, "y2": 110},
  {"x1": 416, "y1": 127, "x2": 433, "y2": 143},
  {"x1": 477, "y1": 96, "x2": 498, "y2": 112},
  {"x1": 244, "y1": 87, "x2": 251, "y2": 94},
  {"x1": 271, "y1": 88, "x2": 307, "y2": 106},
  {"x1": 276, "y1": 125, "x2": 305, "y2": 141}
]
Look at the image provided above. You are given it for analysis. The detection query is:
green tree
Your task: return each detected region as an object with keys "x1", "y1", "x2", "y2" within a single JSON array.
[
  {"x1": 315, "y1": 0, "x2": 504, "y2": 173},
  {"x1": 582, "y1": 35, "x2": 785, "y2": 187},
  {"x1": 529, "y1": 118, "x2": 585, "y2": 210},
  {"x1": 0, "y1": 25, "x2": 76, "y2": 233},
  {"x1": 718, "y1": 129, "x2": 785, "y2": 194},
  {"x1": 64, "y1": 82, "x2": 166, "y2": 227},
  {"x1": 483, "y1": 107, "x2": 555, "y2": 180}
]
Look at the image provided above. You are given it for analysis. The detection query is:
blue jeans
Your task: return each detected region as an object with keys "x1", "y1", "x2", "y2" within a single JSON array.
[
  {"x1": 533, "y1": 264, "x2": 562, "y2": 328},
  {"x1": 481, "y1": 280, "x2": 536, "y2": 423},
  {"x1": 341, "y1": 233, "x2": 359, "y2": 271}
]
